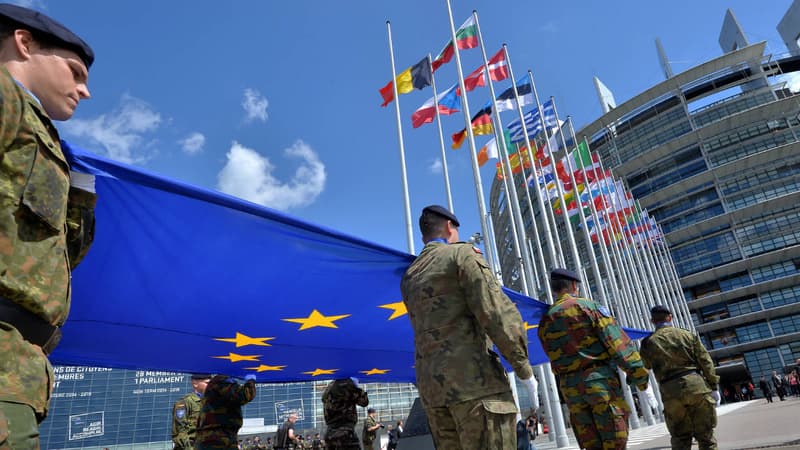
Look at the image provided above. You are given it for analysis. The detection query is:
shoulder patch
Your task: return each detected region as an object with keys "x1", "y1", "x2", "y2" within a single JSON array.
[
  {"x1": 597, "y1": 305, "x2": 612, "y2": 318},
  {"x1": 175, "y1": 406, "x2": 186, "y2": 420}
]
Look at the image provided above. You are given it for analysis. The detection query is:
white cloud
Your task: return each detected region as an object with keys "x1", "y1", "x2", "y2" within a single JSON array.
[
  {"x1": 217, "y1": 140, "x2": 326, "y2": 210},
  {"x1": 242, "y1": 88, "x2": 269, "y2": 123},
  {"x1": 178, "y1": 132, "x2": 206, "y2": 155},
  {"x1": 780, "y1": 73, "x2": 800, "y2": 93},
  {"x1": 429, "y1": 158, "x2": 443, "y2": 174},
  {"x1": 61, "y1": 94, "x2": 161, "y2": 164}
]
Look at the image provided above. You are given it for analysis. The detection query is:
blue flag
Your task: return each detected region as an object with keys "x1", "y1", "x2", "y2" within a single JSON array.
[{"x1": 54, "y1": 141, "x2": 648, "y2": 383}]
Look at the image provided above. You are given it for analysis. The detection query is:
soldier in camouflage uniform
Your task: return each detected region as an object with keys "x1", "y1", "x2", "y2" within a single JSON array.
[
  {"x1": 361, "y1": 408, "x2": 382, "y2": 450},
  {"x1": 195, "y1": 374, "x2": 257, "y2": 449},
  {"x1": 640, "y1": 305, "x2": 720, "y2": 450},
  {"x1": 400, "y1": 205, "x2": 540, "y2": 450},
  {"x1": 538, "y1": 269, "x2": 649, "y2": 450},
  {"x1": 0, "y1": 4, "x2": 96, "y2": 449},
  {"x1": 172, "y1": 374, "x2": 212, "y2": 449},
  {"x1": 321, "y1": 377, "x2": 369, "y2": 450}
]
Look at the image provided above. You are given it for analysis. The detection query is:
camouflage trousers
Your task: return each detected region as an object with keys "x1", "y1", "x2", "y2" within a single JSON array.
[
  {"x1": 324, "y1": 425, "x2": 361, "y2": 450},
  {"x1": 0, "y1": 401, "x2": 39, "y2": 450},
  {"x1": 194, "y1": 430, "x2": 239, "y2": 449},
  {"x1": 663, "y1": 392, "x2": 717, "y2": 450},
  {"x1": 562, "y1": 376, "x2": 630, "y2": 450},
  {"x1": 425, "y1": 391, "x2": 518, "y2": 450}
]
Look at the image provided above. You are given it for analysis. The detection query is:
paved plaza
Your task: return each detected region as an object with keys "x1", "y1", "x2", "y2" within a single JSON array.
[{"x1": 534, "y1": 395, "x2": 800, "y2": 449}]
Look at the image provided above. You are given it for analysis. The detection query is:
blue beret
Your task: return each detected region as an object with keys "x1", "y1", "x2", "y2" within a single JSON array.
[
  {"x1": 0, "y1": 3, "x2": 94, "y2": 68},
  {"x1": 650, "y1": 305, "x2": 671, "y2": 316},
  {"x1": 421, "y1": 205, "x2": 459, "y2": 227},
  {"x1": 550, "y1": 268, "x2": 581, "y2": 282}
]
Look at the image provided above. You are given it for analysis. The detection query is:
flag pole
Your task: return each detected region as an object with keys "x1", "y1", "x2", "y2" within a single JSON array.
[
  {"x1": 386, "y1": 21, "x2": 415, "y2": 254},
  {"x1": 443, "y1": 0, "x2": 496, "y2": 274},
  {"x1": 428, "y1": 54, "x2": 455, "y2": 212}
]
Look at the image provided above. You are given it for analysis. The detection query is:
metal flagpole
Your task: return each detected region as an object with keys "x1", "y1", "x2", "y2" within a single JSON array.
[
  {"x1": 443, "y1": 0, "x2": 496, "y2": 274},
  {"x1": 427, "y1": 54, "x2": 455, "y2": 213},
  {"x1": 524, "y1": 71, "x2": 571, "y2": 448},
  {"x1": 385, "y1": 21, "x2": 414, "y2": 254}
]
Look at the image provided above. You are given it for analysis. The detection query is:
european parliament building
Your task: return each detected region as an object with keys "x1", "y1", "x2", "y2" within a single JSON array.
[
  {"x1": 492, "y1": 5, "x2": 800, "y2": 386},
  {"x1": 40, "y1": 366, "x2": 418, "y2": 449}
]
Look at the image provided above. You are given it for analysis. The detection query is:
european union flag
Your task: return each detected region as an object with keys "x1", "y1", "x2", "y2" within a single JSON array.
[{"x1": 54, "y1": 142, "x2": 648, "y2": 383}]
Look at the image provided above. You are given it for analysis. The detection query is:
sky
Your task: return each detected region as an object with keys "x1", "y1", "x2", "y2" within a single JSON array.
[{"x1": 14, "y1": 0, "x2": 796, "y2": 254}]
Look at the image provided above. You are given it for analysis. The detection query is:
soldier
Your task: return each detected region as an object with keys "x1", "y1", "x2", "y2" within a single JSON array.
[
  {"x1": 0, "y1": 4, "x2": 96, "y2": 449},
  {"x1": 640, "y1": 305, "x2": 719, "y2": 450},
  {"x1": 538, "y1": 268, "x2": 649, "y2": 450},
  {"x1": 400, "y1": 205, "x2": 540, "y2": 450},
  {"x1": 195, "y1": 374, "x2": 257, "y2": 449},
  {"x1": 322, "y1": 377, "x2": 368, "y2": 450},
  {"x1": 361, "y1": 408, "x2": 382, "y2": 450},
  {"x1": 172, "y1": 374, "x2": 212, "y2": 449}
]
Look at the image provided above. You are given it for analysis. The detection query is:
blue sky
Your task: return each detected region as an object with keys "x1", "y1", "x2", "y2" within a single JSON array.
[{"x1": 17, "y1": 0, "x2": 795, "y2": 253}]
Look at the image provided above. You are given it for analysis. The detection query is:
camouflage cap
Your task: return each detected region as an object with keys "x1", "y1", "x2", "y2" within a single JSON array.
[
  {"x1": 421, "y1": 204, "x2": 460, "y2": 227},
  {"x1": 0, "y1": 3, "x2": 94, "y2": 68},
  {"x1": 550, "y1": 268, "x2": 580, "y2": 282},
  {"x1": 650, "y1": 305, "x2": 672, "y2": 316}
]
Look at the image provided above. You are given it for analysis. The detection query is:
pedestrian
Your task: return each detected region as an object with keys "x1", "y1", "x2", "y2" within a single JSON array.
[
  {"x1": 788, "y1": 370, "x2": 799, "y2": 397},
  {"x1": 321, "y1": 377, "x2": 369, "y2": 450},
  {"x1": 400, "y1": 205, "x2": 540, "y2": 450},
  {"x1": 758, "y1": 376, "x2": 773, "y2": 403},
  {"x1": 640, "y1": 305, "x2": 720, "y2": 450},
  {"x1": 195, "y1": 374, "x2": 257, "y2": 450},
  {"x1": 172, "y1": 374, "x2": 212, "y2": 449},
  {"x1": 311, "y1": 433, "x2": 322, "y2": 450},
  {"x1": 275, "y1": 413, "x2": 299, "y2": 450},
  {"x1": 361, "y1": 407, "x2": 383, "y2": 450},
  {"x1": 0, "y1": 4, "x2": 97, "y2": 449},
  {"x1": 387, "y1": 420, "x2": 402, "y2": 450},
  {"x1": 538, "y1": 268, "x2": 650, "y2": 450},
  {"x1": 772, "y1": 371, "x2": 786, "y2": 401}
]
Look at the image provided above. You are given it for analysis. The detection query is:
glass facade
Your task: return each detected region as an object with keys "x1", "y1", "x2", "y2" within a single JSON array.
[
  {"x1": 40, "y1": 366, "x2": 418, "y2": 449},
  {"x1": 490, "y1": 41, "x2": 800, "y2": 394}
]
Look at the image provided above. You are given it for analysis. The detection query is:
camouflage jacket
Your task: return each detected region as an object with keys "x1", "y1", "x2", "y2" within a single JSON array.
[
  {"x1": 640, "y1": 325, "x2": 719, "y2": 397},
  {"x1": 0, "y1": 68, "x2": 96, "y2": 416},
  {"x1": 400, "y1": 241, "x2": 533, "y2": 407},
  {"x1": 172, "y1": 391, "x2": 203, "y2": 448},
  {"x1": 538, "y1": 293, "x2": 649, "y2": 389},
  {"x1": 362, "y1": 415, "x2": 378, "y2": 444},
  {"x1": 322, "y1": 378, "x2": 369, "y2": 429},
  {"x1": 196, "y1": 376, "x2": 257, "y2": 446}
]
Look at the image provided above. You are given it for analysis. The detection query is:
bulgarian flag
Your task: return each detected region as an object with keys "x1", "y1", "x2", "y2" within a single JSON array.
[{"x1": 431, "y1": 15, "x2": 479, "y2": 72}]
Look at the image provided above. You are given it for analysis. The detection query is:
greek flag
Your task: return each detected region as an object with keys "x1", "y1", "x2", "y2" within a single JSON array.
[{"x1": 507, "y1": 99, "x2": 557, "y2": 143}]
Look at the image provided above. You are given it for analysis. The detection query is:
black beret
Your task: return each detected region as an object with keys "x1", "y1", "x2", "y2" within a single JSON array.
[
  {"x1": 191, "y1": 373, "x2": 213, "y2": 380},
  {"x1": 367, "y1": 407, "x2": 376, "y2": 413},
  {"x1": 550, "y1": 268, "x2": 581, "y2": 282},
  {"x1": 650, "y1": 305, "x2": 672, "y2": 316},
  {"x1": 0, "y1": 3, "x2": 94, "y2": 68},
  {"x1": 421, "y1": 205, "x2": 460, "y2": 227}
]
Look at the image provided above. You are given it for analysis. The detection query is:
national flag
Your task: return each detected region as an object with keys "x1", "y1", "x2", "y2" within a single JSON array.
[
  {"x1": 462, "y1": 49, "x2": 509, "y2": 92},
  {"x1": 431, "y1": 16, "x2": 479, "y2": 72},
  {"x1": 379, "y1": 57, "x2": 432, "y2": 106},
  {"x1": 478, "y1": 129, "x2": 512, "y2": 167},
  {"x1": 452, "y1": 107, "x2": 493, "y2": 149},
  {"x1": 507, "y1": 99, "x2": 557, "y2": 143},
  {"x1": 494, "y1": 78, "x2": 533, "y2": 112},
  {"x1": 411, "y1": 84, "x2": 460, "y2": 128}
]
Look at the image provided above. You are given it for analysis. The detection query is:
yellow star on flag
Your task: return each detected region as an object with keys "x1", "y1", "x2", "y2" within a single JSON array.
[
  {"x1": 360, "y1": 368, "x2": 390, "y2": 376},
  {"x1": 524, "y1": 322, "x2": 538, "y2": 331},
  {"x1": 215, "y1": 332, "x2": 275, "y2": 347},
  {"x1": 283, "y1": 309, "x2": 351, "y2": 331},
  {"x1": 246, "y1": 364, "x2": 286, "y2": 372},
  {"x1": 303, "y1": 368, "x2": 338, "y2": 377},
  {"x1": 378, "y1": 301, "x2": 407, "y2": 320},
  {"x1": 212, "y1": 353, "x2": 261, "y2": 363}
]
